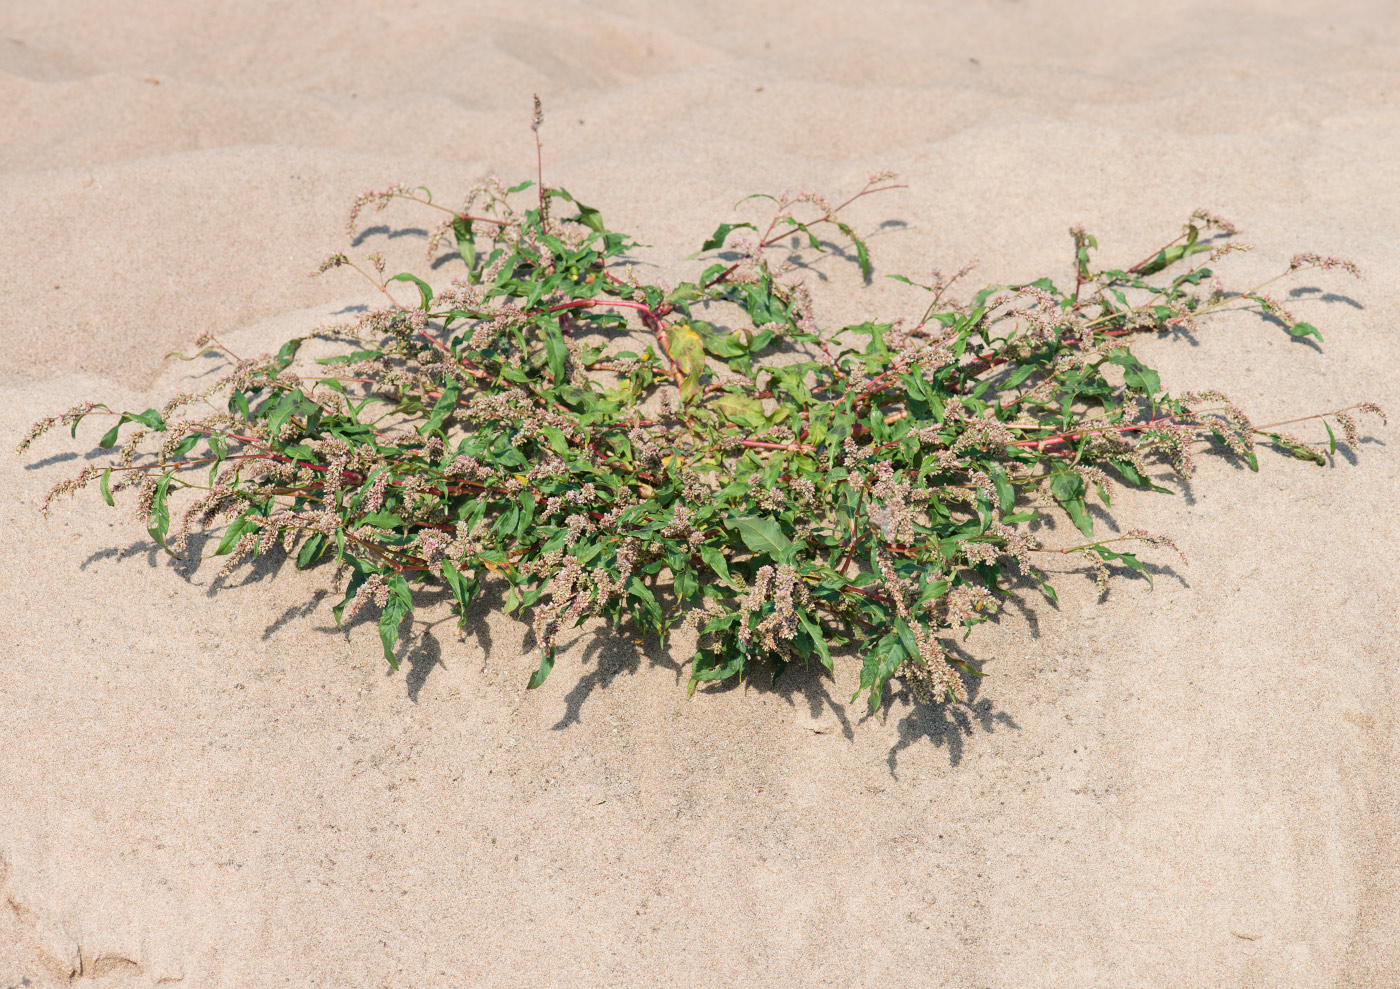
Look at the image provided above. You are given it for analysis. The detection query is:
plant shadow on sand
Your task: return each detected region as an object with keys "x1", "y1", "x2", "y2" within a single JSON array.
[
  {"x1": 88, "y1": 416, "x2": 1390, "y2": 772},
  {"x1": 78, "y1": 525, "x2": 1042, "y2": 769},
  {"x1": 693, "y1": 639, "x2": 1024, "y2": 775},
  {"x1": 519, "y1": 613, "x2": 1024, "y2": 774}
]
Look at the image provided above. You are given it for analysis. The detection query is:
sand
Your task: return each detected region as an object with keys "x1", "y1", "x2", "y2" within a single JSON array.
[{"x1": 2, "y1": 1, "x2": 1398, "y2": 985}]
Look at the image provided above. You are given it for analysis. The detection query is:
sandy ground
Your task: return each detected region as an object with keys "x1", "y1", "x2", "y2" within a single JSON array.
[{"x1": 2, "y1": 1, "x2": 1399, "y2": 985}]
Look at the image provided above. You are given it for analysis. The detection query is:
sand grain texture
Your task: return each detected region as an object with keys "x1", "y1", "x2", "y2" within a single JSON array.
[{"x1": 3, "y1": 2, "x2": 1398, "y2": 986}]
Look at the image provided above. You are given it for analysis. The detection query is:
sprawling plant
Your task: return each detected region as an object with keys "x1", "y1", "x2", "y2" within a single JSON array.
[{"x1": 21, "y1": 117, "x2": 1382, "y2": 713}]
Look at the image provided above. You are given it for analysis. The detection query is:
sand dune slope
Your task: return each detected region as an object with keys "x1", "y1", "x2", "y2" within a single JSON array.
[{"x1": 2, "y1": 2, "x2": 1398, "y2": 985}]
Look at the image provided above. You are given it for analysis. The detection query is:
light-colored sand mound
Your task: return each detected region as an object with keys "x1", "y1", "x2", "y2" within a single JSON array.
[{"x1": 2, "y1": 2, "x2": 1397, "y2": 985}]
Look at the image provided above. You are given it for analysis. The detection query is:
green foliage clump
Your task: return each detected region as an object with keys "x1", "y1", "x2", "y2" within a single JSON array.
[{"x1": 20, "y1": 129, "x2": 1383, "y2": 714}]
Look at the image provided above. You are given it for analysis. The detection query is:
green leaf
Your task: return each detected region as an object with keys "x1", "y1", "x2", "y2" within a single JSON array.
[
  {"x1": 452, "y1": 216, "x2": 476, "y2": 274},
  {"x1": 797, "y1": 611, "x2": 832, "y2": 672},
  {"x1": 544, "y1": 319, "x2": 568, "y2": 384},
  {"x1": 674, "y1": 564, "x2": 698, "y2": 602},
  {"x1": 666, "y1": 282, "x2": 702, "y2": 305},
  {"x1": 527, "y1": 648, "x2": 557, "y2": 689},
  {"x1": 331, "y1": 563, "x2": 369, "y2": 624},
  {"x1": 127, "y1": 409, "x2": 166, "y2": 431},
  {"x1": 854, "y1": 633, "x2": 907, "y2": 714},
  {"x1": 378, "y1": 574, "x2": 413, "y2": 668},
  {"x1": 146, "y1": 473, "x2": 177, "y2": 557},
  {"x1": 735, "y1": 280, "x2": 788, "y2": 326},
  {"x1": 895, "y1": 618, "x2": 921, "y2": 665},
  {"x1": 987, "y1": 463, "x2": 1014, "y2": 513},
  {"x1": 389, "y1": 272, "x2": 434, "y2": 310},
  {"x1": 1094, "y1": 546, "x2": 1153, "y2": 588},
  {"x1": 1289, "y1": 321, "x2": 1323, "y2": 342},
  {"x1": 421, "y1": 377, "x2": 462, "y2": 435},
  {"x1": 1108, "y1": 457, "x2": 1174, "y2": 493},
  {"x1": 693, "y1": 221, "x2": 757, "y2": 256},
  {"x1": 1136, "y1": 240, "x2": 1210, "y2": 276},
  {"x1": 701, "y1": 612, "x2": 739, "y2": 636},
  {"x1": 148, "y1": 473, "x2": 172, "y2": 538},
  {"x1": 835, "y1": 221, "x2": 871, "y2": 279},
  {"x1": 168, "y1": 434, "x2": 199, "y2": 458},
  {"x1": 699, "y1": 545, "x2": 736, "y2": 588},
  {"x1": 692, "y1": 321, "x2": 750, "y2": 359},
  {"x1": 215, "y1": 514, "x2": 258, "y2": 556},
  {"x1": 97, "y1": 409, "x2": 165, "y2": 449},
  {"x1": 1108, "y1": 347, "x2": 1161, "y2": 399},
  {"x1": 773, "y1": 216, "x2": 824, "y2": 250},
  {"x1": 296, "y1": 533, "x2": 326, "y2": 569},
  {"x1": 442, "y1": 561, "x2": 479, "y2": 627},
  {"x1": 1265, "y1": 431, "x2": 1326, "y2": 466},
  {"x1": 99, "y1": 467, "x2": 114, "y2": 506},
  {"x1": 494, "y1": 503, "x2": 520, "y2": 539},
  {"x1": 1048, "y1": 473, "x2": 1094, "y2": 537},
  {"x1": 948, "y1": 657, "x2": 986, "y2": 679},
  {"x1": 574, "y1": 202, "x2": 605, "y2": 233},
  {"x1": 68, "y1": 403, "x2": 107, "y2": 437},
  {"x1": 853, "y1": 238, "x2": 871, "y2": 280},
  {"x1": 1004, "y1": 363, "x2": 1038, "y2": 389},
  {"x1": 724, "y1": 516, "x2": 792, "y2": 558},
  {"x1": 267, "y1": 391, "x2": 303, "y2": 442},
  {"x1": 687, "y1": 646, "x2": 746, "y2": 695},
  {"x1": 515, "y1": 492, "x2": 537, "y2": 541},
  {"x1": 627, "y1": 576, "x2": 663, "y2": 632},
  {"x1": 919, "y1": 578, "x2": 950, "y2": 604},
  {"x1": 273, "y1": 337, "x2": 303, "y2": 370},
  {"x1": 539, "y1": 425, "x2": 570, "y2": 457}
]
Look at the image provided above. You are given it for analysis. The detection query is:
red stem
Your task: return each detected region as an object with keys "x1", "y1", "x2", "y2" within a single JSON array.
[{"x1": 1009, "y1": 413, "x2": 1187, "y2": 452}]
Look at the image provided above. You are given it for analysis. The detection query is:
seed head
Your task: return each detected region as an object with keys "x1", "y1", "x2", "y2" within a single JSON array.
[
  {"x1": 1191, "y1": 209, "x2": 1240, "y2": 235},
  {"x1": 1289, "y1": 252, "x2": 1361, "y2": 278}
]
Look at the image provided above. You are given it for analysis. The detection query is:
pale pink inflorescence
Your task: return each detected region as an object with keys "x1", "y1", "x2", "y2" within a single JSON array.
[
  {"x1": 16, "y1": 400, "x2": 101, "y2": 454},
  {"x1": 1289, "y1": 252, "x2": 1361, "y2": 278}
]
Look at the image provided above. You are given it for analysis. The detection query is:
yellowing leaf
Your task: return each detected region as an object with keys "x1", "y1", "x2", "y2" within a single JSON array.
[
  {"x1": 711, "y1": 393, "x2": 766, "y2": 428},
  {"x1": 666, "y1": 322, "x2": 705, "y2": 403}
]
